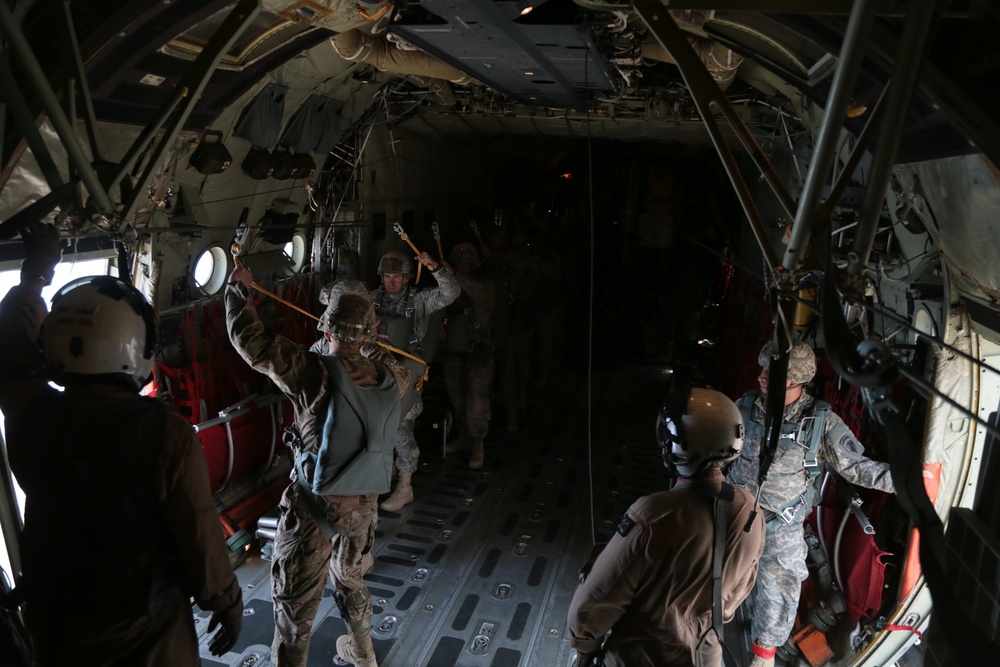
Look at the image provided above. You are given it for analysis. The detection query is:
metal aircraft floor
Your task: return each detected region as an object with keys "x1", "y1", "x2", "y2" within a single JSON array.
[{"x1": 195, "y1": 359, "x2": 682, "y2": 667}]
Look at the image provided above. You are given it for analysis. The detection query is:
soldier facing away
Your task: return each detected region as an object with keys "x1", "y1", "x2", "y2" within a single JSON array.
[
  {"x1": 727, "y1": 340, "x2": 895, "y2": 666},
  {"x1": 567, "y1": 388, "x2": 765, "y2": 666},
  {"x1": 226, "y1": 268, "x2": 409, "y2": 667},
  {"x1": 0, "y1": 222, "x2": 242, "y2": 666}
]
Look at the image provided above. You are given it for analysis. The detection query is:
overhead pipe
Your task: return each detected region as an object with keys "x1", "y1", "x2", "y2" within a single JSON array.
[{"x1": 330, "y1": 29, "x2": 473, "y2": 84}]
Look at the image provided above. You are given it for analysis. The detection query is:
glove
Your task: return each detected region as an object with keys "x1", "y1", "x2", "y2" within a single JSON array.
[
  {"x1": 572, "y1": 651, "x2": 600, "y2": 666},
  {"x1": 207, "y1": 596, "x2": 243, "y2": 657},
  {"x1": 19, "y1": 221, "x2": 62, "y2": 285}
]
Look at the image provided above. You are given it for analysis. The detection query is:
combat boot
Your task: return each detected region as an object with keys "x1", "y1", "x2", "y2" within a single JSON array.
[
  {"x1": 336, "y1": 632, "x2": 378, "y2": 667},
  {"x1": 380, "y1": 471, "x2": 413, "y2": 511},
  {"x1": 749, "y1": 641, "x2": 776, "y2": 667},
  {"x1": 468, "y1": 437, "x2": 485, "y2": 470}
]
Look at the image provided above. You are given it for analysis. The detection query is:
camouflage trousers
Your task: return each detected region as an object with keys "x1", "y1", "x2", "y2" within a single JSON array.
[
  {"x1": 752, "y1": 517, "x2": 809, "y2": 647},
  {"x1": 393, "y1": 390, "x2": 422, "y2": 473},
  {"x1": 270, "y1": 483, "x2": 377, "y2": 667},
  {"x1": 443, "y1": 356, "x2": 495, "y2": 438}
]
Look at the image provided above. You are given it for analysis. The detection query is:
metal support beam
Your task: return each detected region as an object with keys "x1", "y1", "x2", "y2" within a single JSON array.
[
  {"x1": 111, "y1": 87, "x2": 189, "y2": 193},
  {"x1": 118, "y1": 0, "x2": 262, "y2": 231},
  {"x1": 815, "y1": 88, "x2": 885, "y2": 224},
  {"x1": 849, "y1": 1, "x2": 938, "y2": 277},
  {"x1": 632, "y1": 0, "x2": 782, "y2": 270},
  {"x1": 62, "y1": 0, "x2": 101, "y2": 164},
  {"x1": 0, "y1": 0, "x2": 113, "y2": 215},
  {"x1": 0, "y1": 56, "x2": 65, "y2": 192},
  {"x1": 782, "y1": 0, "x2": 877, "y2": 274}
]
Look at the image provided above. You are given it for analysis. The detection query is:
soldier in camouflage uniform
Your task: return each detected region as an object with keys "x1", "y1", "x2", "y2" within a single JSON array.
[
  {"x1": 727, "y1": 341, "x2": 895, "y2": 667},
  {"x1": 441, "y1": 243, "x2": 496, "y2": 469},
  {"x1": 373, "y1": 250, "x2": 459, "y2": 511},
  {"x1": 226, "y1": 268, "x2": 410, "y2": 667}
]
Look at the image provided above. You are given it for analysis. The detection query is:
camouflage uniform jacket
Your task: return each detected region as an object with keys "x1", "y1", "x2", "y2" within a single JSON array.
[
  {"x1": 225, "y1": 283, "x2": 410, "y2": 482},
  {"x1": 373, "y1": 266, "x2": 459, "y2": 348},
  {"x1": 728, "y1": 391, "x2": 895, "y2": 516}
]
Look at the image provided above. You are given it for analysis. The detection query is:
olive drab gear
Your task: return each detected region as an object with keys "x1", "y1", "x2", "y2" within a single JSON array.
[
  {"x1": 297, "y1": 356, "x2": 400, "y2": 496},
  {"x1": 759, "y1": 340, "x2": 817, "y2": 385},
  {"x1": 317, "y1": 294, "x2": 377, "y2": 344},
  {"x1": 42, "y1": 276, "x2": 157, "y2": 389},
  {"x1": 657, "y1": 388, "x2": 745, "y2": 478},
  {"x1": 377, "y1": 251, "x2": 413, "y2": 277},
  {"x1": 736, "y1": 392, "x2": 830, "y2": 532}
]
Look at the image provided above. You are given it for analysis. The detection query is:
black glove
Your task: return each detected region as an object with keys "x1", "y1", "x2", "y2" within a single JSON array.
[
  {"x1": 19, "y1": 221, "x2": 62, "y2": 285},
  {"x1": 207, "y1": 595, "x2": 243, "y2": 657}
]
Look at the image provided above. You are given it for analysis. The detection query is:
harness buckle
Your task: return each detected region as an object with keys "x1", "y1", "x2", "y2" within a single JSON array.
[
  {"x1": 779, "y1": 506, "x2": 798, "y2": 524},
  {"x1": 796, "y1": 416, "x2": 815, "y2": 448}
]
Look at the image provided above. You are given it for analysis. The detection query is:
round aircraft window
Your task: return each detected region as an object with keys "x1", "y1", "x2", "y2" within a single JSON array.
[
  {"x1": 284, "y1": 231, "x2": 307, "y2": 274},
  {"x1": 194, "y1": 245, "x2": 229, "y2": 295}
]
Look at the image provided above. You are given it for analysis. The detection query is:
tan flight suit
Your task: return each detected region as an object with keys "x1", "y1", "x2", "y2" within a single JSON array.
[
  {"x1": 567, "y1": 468, "x2": 765, "y2": 667},
  {"x1": 0, "y1": 283, "x2": 242, "y2": 667},
  {"x1": 226, "y1": 282, "x2": 409, "y2": 667}
]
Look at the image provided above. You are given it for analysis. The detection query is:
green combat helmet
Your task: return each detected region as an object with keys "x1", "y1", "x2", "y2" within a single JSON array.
[
  {"x1": 318, "y1": 293, "x2": 377, "y2": 344},
  {"x1": 758, "y1": 340, "x2": 817, "y2": 385}
]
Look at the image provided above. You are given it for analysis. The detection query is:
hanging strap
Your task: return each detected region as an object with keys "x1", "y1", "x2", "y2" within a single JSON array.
[{"x1": 687, "y1": 482, "x2": 736, "y2": 667}]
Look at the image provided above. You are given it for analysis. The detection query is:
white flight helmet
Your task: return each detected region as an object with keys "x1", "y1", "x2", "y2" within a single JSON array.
[
  {"x1": 656, "y1": 387, "x2": 744, "y2": 478},
  {"x1": 43, "y1": 276, "x2": 157, "y2": 389}
]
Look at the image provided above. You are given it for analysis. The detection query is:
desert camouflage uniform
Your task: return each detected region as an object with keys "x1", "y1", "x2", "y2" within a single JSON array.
[
  {"x1": 373, "y1": 268, "x2": 459, "y2": 473},
  {"x1": 226, "y1": 282, "x2": 409, "y2": 667},
  {"x1": 728, "y1": 390, "x2": 895, "y2": 647},
  {"x1": 443, "y1": 271, "x2": 496, "y2": 442}
]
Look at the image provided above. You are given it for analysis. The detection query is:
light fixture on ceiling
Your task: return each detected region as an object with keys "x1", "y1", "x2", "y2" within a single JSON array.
[{"x1": 521, "y1": 6, "x2": 534, "y2": 16}]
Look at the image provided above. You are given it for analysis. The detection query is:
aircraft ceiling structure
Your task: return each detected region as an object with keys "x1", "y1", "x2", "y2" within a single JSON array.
[{"x1": 4, "y1": 0, "x2": 1000, "y2": 310}]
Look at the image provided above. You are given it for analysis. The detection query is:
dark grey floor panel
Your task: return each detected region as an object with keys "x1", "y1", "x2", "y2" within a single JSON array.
[
  {"x1": 231, "y1": 599, "x2": 274, "y2": 655},
  {"x1": 211, "y1": 363, "x2": 674, "y2": 666}
]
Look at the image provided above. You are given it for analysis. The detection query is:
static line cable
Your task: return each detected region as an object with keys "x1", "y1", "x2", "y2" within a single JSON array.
[{"x1": 585, "y1": 39, "x2": 597, "y2": 545}]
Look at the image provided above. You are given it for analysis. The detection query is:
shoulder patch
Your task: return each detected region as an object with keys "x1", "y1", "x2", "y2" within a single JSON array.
[{"x1": 616, "y1": 514, "x2": 635, "y2": 537}]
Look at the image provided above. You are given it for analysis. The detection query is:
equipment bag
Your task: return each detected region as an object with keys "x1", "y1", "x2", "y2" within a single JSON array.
[
  {"x1": 242, "y1": 146, "x2": 274, "y2": 179},
  {"x1": 188, "y1": 131, "x2": 232, "y2": 174}
]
